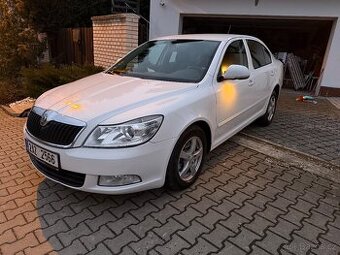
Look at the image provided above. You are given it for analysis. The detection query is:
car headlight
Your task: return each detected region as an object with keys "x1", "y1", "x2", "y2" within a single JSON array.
[{"x1": 84, "y1": 115, "x2": 163, "y2": 147}]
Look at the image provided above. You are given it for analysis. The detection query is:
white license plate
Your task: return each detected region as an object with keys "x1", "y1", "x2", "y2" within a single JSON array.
[{"x1": 26, "y1": 140, "x2": 60, "y2": 168}]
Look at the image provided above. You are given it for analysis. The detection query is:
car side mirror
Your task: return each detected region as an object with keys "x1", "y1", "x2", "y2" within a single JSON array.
[{"x1": 219, "y1": 65, "x2": 250, "y2": 81}]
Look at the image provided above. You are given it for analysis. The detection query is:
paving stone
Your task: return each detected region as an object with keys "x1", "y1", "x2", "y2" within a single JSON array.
[
  {"x1": 173, "y1": 207, "x2": 202, "y2": 227},
  {"x1": 130, "y1": 215, "x2": 161, "y2": 238},
  {"x1": 182, "y1": 237, "x2": 219, "y2": 255},
  {"x1": 215, "y1": 240, "x2": 247, "y2": 255},
  {"x1": 85, "y1": 210, "x2": 117, "y2": 232},
  {"x1": 244, "y1": 215, "x2": 274, "y2": 236},
  {"x1": 151, "y1": 204, "x2": 180, "y2": 224},
  {"x1": 299, "y1": 191, "x2": 323, "y2": 206},
  {"x1": 80, "y1": 225, "x2": 114, "y2": 251},
  {"x1": 249, "y1": 245, "x2": 273, "y2": 255},
  {"x1": 105, "y1": 229, "x2": 139, "y2": 254},
  {"x1": 191, "y1": 196, "x2": 218, "y2": 214},
  {"x1": 109, "y1": 200, "x2": 139, "y2": 218},
  {"x1": 43, "y1": 206, "x2": 75, "y2": 226},
  {"x1": 291, "y1": 199, "x2": 315, "y2": 216},
  {"x1": 229, "y1": 227, "x2": 261, "y2": 252},
  {"x1": 24, "y1": 241, "x2": 54, "y2": 255},
  {"x1": 58, "y1": 240, "x2": 88, "y2": 255},
  {"x1": 256, "y1": 230, "x2": 289, "y2": 254},
  {"x1": 87, "y1": 243, "x2": 114, "y2": 255},
  {"x1": 169, "y1": 194, "x2": 196, "y2": 212},
  {"x1": 251, "y1": 176, "x2": 272, "y2": 189},
  {"x1": 289, "y1": 180, "x2": 310, "y2": 194},
  {"x1": 153, "y1": 218, "x2": 185, "y2": 241},
  {"x1": 149, "y1": 192, "x2": 176, "y2": 209},
  {"x1": 283, "y1": 234, "x2": 317, "y2": 255},
  {"x1": 235, "y1": 202, "x2": 262, "y2": 220},
  {"x1": 219, "y1": 181, "x2": 242, "y2": 195},
  {"x1": 220, "y1": 212, "x2": 250, "y2": 233},
  {"x1": 107, "y1": 213, "x2": 139, "y2": 235},
  {"x1": 64, "y1": 208, "x2": 95, "y2": 228},
  {"x1": 58, "y1": 222, "x2": 92, "y2": 247},
  {"x1": 281, "y1": 207, "x2": 307, "y2": 227},
  {"x1": 186, "y1": 186, "x2": 211, "y2": 201},
  {"x1": 269, "y1": 218, "x2": 299, "y2": 240},
  {"x1": 130, "y1": 231, "x2": 164, "y2": 255},
  {"x1": 323, "y1": 225, "x2": 340, "y2": 245},
  {"x1": 312, "y1": 238, "x2": 340, "y2": 255},
  {"x1": 42, "y1": 219, "x2": 69, "y2": 240},
  {"x1": 227, "y1": 191, "x2": 251, "y2": 207},
  {"x1": 296, "y1": 222, "x2": 325, "y2": 245},
  {"x1": 131, "y1": 191, "x2": 158, "y2": 207},
  {"x1": 155, "y1": 234, "x2": 190, "y2": 254},
  {"x1": 196, "y1": 208, "x2": 226, "y2": 229},
  {"x1": 202, "y1": 223, "x2": 233, "y2": 248},
  {"x1": 177, "y1": 220, "x2": 210, "y2": 245},
  {"x1": 322, "y1": 193, "x2": 340, "y2": 208},
  {"x1": 247, "y1": 194, "x2": 273, "y2": 210},
  {"x1": 313, "y1": 202, "x2": 337, "y2": 219},
  {"x1": 206, "y1": 188, "x2": 230, "y2": 203},
  {"x1": 130, "y1": 202, "x2": 159, "y2": 221}
]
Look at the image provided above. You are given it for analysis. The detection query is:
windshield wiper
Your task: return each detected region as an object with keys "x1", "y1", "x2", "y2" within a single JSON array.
[{"x1": 106, "y1": 69, "x2": 127, "y2": 75}]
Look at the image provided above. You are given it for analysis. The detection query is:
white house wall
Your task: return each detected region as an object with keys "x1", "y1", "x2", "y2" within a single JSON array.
[{"x1": 150, "y1": 0, "x2": 340, "y2": 90}]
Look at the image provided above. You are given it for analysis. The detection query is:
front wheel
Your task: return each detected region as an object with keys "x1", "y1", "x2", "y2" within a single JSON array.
[
  {"x1": 258, "y1": 90, "x2": 278, "y2": 126},
  {"x1": 166, "y1": 126, "x2": 207, "y2": 190}
]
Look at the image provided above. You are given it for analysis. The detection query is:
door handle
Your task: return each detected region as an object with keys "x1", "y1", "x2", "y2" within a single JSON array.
[
  {"x1": 270, "y1": 70, "x2": 275, "y2": 76},
  {"x1": 249, "y1": 79, "x2": 255, "y2": 86}
]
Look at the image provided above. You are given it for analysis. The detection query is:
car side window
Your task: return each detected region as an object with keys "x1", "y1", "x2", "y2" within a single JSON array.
[
  {"x1": 219, "y1": 40, "x2": 248, "y2": 75},
  {"x1": 247, "y1": 40, "x2": 272, "y2": 69}
]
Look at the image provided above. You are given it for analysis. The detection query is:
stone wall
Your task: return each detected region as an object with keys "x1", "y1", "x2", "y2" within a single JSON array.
[{"x1": 91, "y1": 13, "x2": 139, "y2": 68}]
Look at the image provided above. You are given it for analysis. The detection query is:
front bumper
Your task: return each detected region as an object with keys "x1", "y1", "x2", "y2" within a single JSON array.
[{"x1": 24, "y1": 130, "x2": 176, "y2": 194}]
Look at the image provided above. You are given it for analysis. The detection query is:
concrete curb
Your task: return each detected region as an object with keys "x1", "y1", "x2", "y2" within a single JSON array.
[
  {"x1": 232, "y1": 133, "x2": 340, "y2": 183},
  {"x1": 240, "y1": 132, "x2": 340, "y2": 168}
]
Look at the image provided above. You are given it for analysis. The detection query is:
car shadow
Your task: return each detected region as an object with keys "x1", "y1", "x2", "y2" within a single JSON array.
[
  {"x1": 35, "y1": 141, "x2": 241, "y2": 253},
  {"x1": 36, "y1": 176, "x2": 197, "y2": 252}
]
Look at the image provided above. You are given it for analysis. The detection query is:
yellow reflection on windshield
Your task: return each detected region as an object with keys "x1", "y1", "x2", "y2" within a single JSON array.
[{"x1": 220, "y1": 81, "x2": 237, "y2": 108}]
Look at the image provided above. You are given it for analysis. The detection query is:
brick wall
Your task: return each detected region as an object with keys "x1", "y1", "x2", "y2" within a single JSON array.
[{"x1": 91, "y1": 13, "x2": 139, "y2": 68}]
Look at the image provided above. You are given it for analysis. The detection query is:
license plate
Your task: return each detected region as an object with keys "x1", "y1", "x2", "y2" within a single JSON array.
[{"x1": 26, "y1": 139, "x2": 60, "y2": 168}]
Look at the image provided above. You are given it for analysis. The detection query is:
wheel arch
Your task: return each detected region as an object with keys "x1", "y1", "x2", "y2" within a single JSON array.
[
  {"x1": 274, "y1": 84, "x2": 280, "y2": 97},
  {"x1": 179, "y1": 119, "x2": 212, "y2": 153}
]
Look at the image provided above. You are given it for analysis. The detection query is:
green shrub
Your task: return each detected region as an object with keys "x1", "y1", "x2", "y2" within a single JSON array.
[{"x1": 21, "y1": 64, "x2": 104, "y2": 97}]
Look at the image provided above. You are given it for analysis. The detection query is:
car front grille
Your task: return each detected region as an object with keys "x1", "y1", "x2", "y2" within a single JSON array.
[
  {"x1": 30, "y1": 155, "x2": 85, "y2": 187},
  {"x1": 26, "y1": 110, "x2": 83, "y2": 146}
]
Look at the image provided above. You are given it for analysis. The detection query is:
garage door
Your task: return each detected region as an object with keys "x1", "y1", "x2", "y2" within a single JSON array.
[{"x1": 182, "y1": 16, "x2": 334, "y2": 91}]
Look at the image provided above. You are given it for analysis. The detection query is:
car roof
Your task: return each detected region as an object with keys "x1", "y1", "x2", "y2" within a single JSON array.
[{"x1": 154, "y1": 34, "x2": 258, "y2": 42}]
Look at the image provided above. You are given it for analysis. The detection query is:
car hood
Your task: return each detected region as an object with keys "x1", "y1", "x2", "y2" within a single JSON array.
[{"x1": 35, "y1": 73, "x2": 197, "y2": 122}]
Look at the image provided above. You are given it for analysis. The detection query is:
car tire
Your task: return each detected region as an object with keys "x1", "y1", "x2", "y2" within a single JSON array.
[
  {"x1": 166, "y1": 125, "x2": 207, "y2": 190},
  {"x1": 258, "y1": 90, "x2": 278, "y2": 126}
]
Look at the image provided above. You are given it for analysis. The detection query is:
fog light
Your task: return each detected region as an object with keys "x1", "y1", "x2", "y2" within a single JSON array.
[{"x1": 98, "y1": 175, "x2": 141, "y2": 187}]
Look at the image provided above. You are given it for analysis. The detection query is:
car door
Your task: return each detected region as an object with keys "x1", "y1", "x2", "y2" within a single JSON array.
[
  {"x1": 214, "y1": 39, "x2": 256, "y2": 142},
  {"x1": 245, "y1": 39, "x2": 274, "y2": 113}
]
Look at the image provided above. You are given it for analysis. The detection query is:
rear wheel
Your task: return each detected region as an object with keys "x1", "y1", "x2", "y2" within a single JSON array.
[
  {"x1": 166, "y1": 126, "x2": 207, "y2": 190},
  {"x1": 258, "y1": 90, "x2": 278, "y2": 126}
]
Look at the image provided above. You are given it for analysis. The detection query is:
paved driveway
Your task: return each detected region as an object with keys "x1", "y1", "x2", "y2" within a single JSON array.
[
  {"x1": 1, "y1": 108, "x2": 339, "y2": 255},
  {"x1": 244, "y1": 90, "x2": 340, "y2": 166}
]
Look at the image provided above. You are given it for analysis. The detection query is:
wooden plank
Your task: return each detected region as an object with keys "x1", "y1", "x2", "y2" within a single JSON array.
[{"x1": 287, "y1": 53, "x2": 305, "y2": 90}]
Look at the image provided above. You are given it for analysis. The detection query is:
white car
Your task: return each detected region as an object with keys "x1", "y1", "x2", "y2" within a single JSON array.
[{"x1": 24, "y1": 34, "x2": 283, "y2": 194}]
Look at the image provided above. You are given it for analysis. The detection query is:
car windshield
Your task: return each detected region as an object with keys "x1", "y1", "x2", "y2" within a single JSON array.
[{"x1": 107, "y1": 40, "x2": 221, "y2": 83}]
